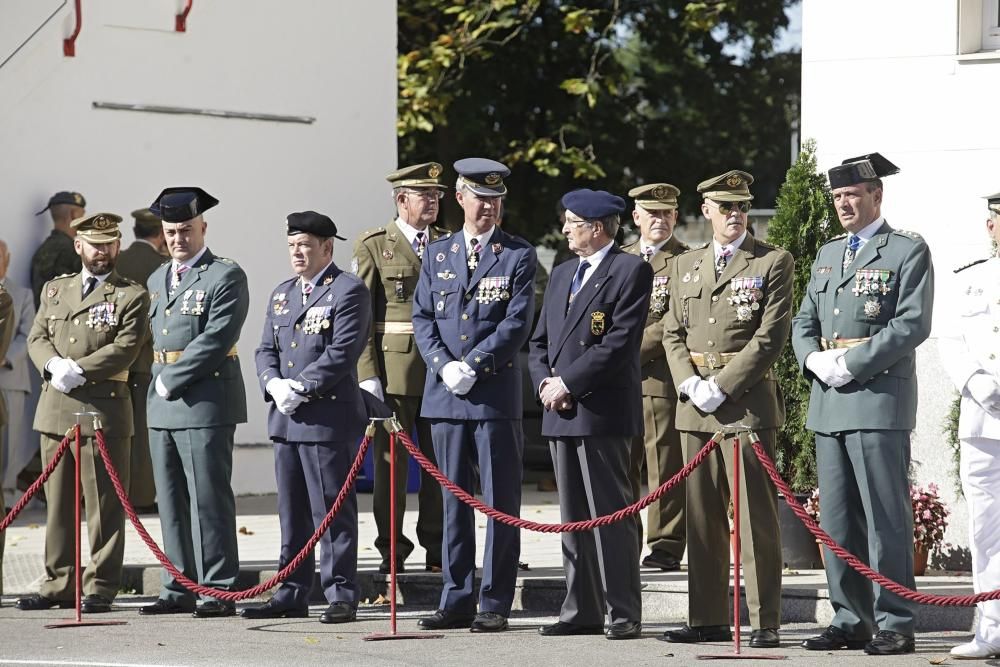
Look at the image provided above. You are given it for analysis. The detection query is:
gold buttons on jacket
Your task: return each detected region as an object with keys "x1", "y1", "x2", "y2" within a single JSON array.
[
  {"x1": 73, "y1": 318, "x2": 80, "y2": 325},
  {"x1": 833, "y1": 308, "x2": 840, "y2": 315},
  {"x1": 162, "y1": 329, "x2": 168, "y2": 335},
  {"x1": 290, "y1": 342, "x2": 297, "y2": 348},
  {"x1": 287, "y1": 361, "x2": 294, "y2": 367},
  {"x1": 462, "y1": 314, "x2": 469, "y2": 320},
  {"x1": 708, "y1": 317, "x2": 716, "y2": 324},
  {"x1": 836, "y1": 288, "x2": 843, "y2": 294},
  {"x1": 69, "y1": 337, "x2": 76, "y2": 343},
  {"x1": 711, "y1": 296, "x2": 719, "y2": 302},
  {"x1": 460, "y1": 335, "x2": 468, "y2": 341},
  {"x1": 165, "y1": 309, "x2": 171, "y2": 316},
  {"x1": 707, "y1": 341, "x2": 715, "y2": 347}
]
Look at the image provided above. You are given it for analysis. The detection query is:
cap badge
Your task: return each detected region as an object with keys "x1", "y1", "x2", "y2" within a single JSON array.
[
  {"x1": 93, "y1": 216, "x2": 113, "y2": 230},
  {"x1": 725, "y1": 174, "x2": 743, "y2": 187},
  {"x1": 428, "y1": 164, "x2": 442, "y2": 178},
  {"x1": 484, "y1": 172, "x2": 501, "y2": 186},
  {"x1": 74, "y1": 193, "x2": 83, "y2": 205},
  {"x1": 652, "y1": 185, "x2": 667, "y2": 199}
]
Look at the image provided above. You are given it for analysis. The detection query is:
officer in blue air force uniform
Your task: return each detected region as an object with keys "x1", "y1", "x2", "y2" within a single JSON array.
[
  {"x1": 140, "y1": 187, "x2": 249, "y2": 619},
  {"x1": 413, "y1": 158, "x2": 537, "y2": 633},
  {"x1": 244, "y1": 212, "x2": 370, "y2": 624}
]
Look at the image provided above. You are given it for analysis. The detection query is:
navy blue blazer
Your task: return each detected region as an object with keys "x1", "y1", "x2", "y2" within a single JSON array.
[
  {"x1": 413, "y1": 227, "x2": 536, "y2": 420},
  {"x1": 529, "y1": 246, "x2": 652, "y2": 437},
  {"x1": 255, "y1": 262, "x2": 370, "y2": 443}
]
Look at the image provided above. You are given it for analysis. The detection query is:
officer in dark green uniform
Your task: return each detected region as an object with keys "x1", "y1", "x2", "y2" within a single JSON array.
[
  {"x1": 17, "y1": 212, "x2": 149, "y2": 614},
  {"x1": 621, "y1": 183, "x2": 689, "y2": 572},
  {"x1": 116, "y1": 208, "x2": 169, "y2": 512},
  {"x1": 139, "y1": 187, "x2": 249, "y2": 619},
  {"x1": 354, "y1": 162, "x2": 446, "y2": 573},
  {"x1": 31, "y1": 191, "x2": 86, "y2": 309}
]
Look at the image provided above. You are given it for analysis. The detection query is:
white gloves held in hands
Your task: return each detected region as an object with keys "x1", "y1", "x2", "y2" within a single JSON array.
[
  {"x1": 46, "y1": 357, "x2": 85, "y2": 394},
  {"x1": 968, "y1": 373, "x2": 1000, "y2": 414},
  {"x1": 440, "y1": 360, "x2": 477, "y2": 396},
  {"x1": 266, "y1": 378, "x2": 308, "y2": 415},
  {"x1": 805, "y1": 349, "x2": 854, "y2": 388},
  {"x1": 359, "y1": 377, "x2": 385, "y2": 402},
  {"x1": 678, "y1": 375, "x2": 726, "y2": 413}
]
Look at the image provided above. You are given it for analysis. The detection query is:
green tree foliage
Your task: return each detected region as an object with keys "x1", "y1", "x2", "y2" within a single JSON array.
[
  {"x1": 765, "y1": 139, "x2": 838, "y2": 491},
  {"x1": 398, "y1": 0, "x2": 800, "y2": 243}
]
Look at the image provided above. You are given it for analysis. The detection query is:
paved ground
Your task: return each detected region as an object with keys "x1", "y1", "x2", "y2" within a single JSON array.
[{"x1": 0, "y1": 487, "x2": 986, "y2": 666}]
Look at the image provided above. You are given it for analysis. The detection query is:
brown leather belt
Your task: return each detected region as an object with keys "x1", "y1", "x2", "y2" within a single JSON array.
[
  {"x1": 690, "y1": 351, "x2": 739, "y2": 370},
  {"x1": 154, "y1": 345, "x2": 238, "y2": 365},
  {"x1": 820, "y1": 336, "x2": 870, "y2": 350},
  {"x1": 375, "y1": 321, "x2": 414, "y2": 335}
]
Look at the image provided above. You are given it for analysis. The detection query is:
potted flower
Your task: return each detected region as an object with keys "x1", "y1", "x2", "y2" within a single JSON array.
[{"x1": 912, "y1": 482, "x2": 950, "y2": 575}]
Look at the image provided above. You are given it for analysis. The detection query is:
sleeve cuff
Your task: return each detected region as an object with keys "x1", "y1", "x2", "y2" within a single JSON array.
[{"x1": 465, "y1": 347, "x2": 496, "y2": 376}]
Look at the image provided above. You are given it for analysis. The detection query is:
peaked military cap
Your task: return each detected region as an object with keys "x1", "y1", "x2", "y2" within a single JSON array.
[
  {"x1": 562, "y1": 189, "x2": 626, "y2": 219},
  {"x1": 387, "y1": 162, "x2": 447, "y2": 190},
  {"x1": 698, "y1": 170, "x2": 754, "y2": 202},
  {"x1": 36, "y1": 190, "x2": 86, "y2": 215},
  {"x1": 71, "y1": 212, "x2": 122, "y2": 244},
  {"x1": 130, "y1": 207, "x2": 162, "y2": 235},
  {"x1": 828, "y1": 153, "x2": 900, "y2": 189},
  {"x1": 629, "y1": 183, "x2": 680, "y2": 210},
  {"x1": 454, "y1": 157, "x2": 510, "y2": 197},
  {"x1": 984, "y1": 191, "x2": 1000, "y2": 214},
  {"x1": 286, "y1": 211, "x2": 345, "y2": 240},
  {"x1": 149, "y1": 187, "x2": 219, "y2": 222}
]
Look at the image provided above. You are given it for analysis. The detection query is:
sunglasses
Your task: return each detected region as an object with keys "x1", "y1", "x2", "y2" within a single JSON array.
[
  {"x1": 708, "y1": 200, "x2": 751, "y2": 215},
  {"x1": 404, "y1": 190, "x2": 444, "y2": 201}
]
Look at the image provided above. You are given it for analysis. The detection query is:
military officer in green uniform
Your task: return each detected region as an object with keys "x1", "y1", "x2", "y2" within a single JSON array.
[
  {"x1": 660, "y1": 171, "x2": 793, "y2": 649},
  {"x1": 793, "y1": 154, "x2": 932, "y2": 656},
  {"x1": 31, "y1": 191, "x2": 86, "y2": 309},
  {"x1": 116, "y1": 208, "x2": 169, "y2": 512},
  {"x1": 354, "y1": 162, "x2": 446, "y2": 573},
  {"x1": 139, "y1": 187, "x2": 249, "y2": 619},
  {"x1": 0, "y1": 282, "x2": 13, "y2": 597},
  {"x1": 621, "y1": 183, "x2": 689, "y2": 572},
  {"x1": 16, "y1": 213, "x2": 149, "y2": 614}
]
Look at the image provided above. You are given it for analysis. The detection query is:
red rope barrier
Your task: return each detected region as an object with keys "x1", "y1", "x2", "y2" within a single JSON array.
[
  {"x1": 0, "y1": 431, "x2": 73, "y2": 532},
  {"x1": 397, "y1": 429, "x2": 720, "y2": 532},
  {"x1": 93, "y1": 429, "x2": 372, "y2": 602},
  {"x1": 751, "y1": 438, "x2": 1000, "y2": 607}
]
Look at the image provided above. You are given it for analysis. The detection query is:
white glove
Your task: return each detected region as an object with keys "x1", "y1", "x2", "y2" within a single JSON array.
[
  {"x1": 678, "y1": 375, "x2": 700, "y2": 399},
  {"x1": 154, "y1": 375, "x2": 170, "y2": 398},
  {"x1": 968, "y1": 373, "x2": 1000, "y2": 413},
  {"x1": 805, "y1": 349, "x2": 852, "y2": 388},
  {"x1": 266, "y1": 378, "x2": 308, "y2": 415},
  {"x1": 440, "y1": 360, "x2": 477, "y2": 396},
  {"x1": 688, "y1": 377, "x2": 726, "y2": 413},
  {"x1": 359, "y1": 377, "x2": 385, "y2": 402},
  {"x1": 47, "y1": 357, "x2": 85, "y2": 393}
]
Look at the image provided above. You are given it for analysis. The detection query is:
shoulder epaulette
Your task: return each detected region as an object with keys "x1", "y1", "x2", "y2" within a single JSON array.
[
  {"x1": 829, "y1": 233, "x2": 848, "y2": 241},
  {"x1": 620, "y1": 240, "x2": 639, "y2": 251},
  {"x1": 360, "y1": 226, "x2": 387, "y2": 241},
  {"x1": 216, "y1": 257, "x2": 236, "y2": 265},
  {"x1": 685, "y1": 243, "x2": 709, "y2": 253},
  {"x1": 428, "y1": 232, "x2": 453, "y2": 245},
  {"x1": 892, "y1": 229, "x2": 923, "y2": 240},
  {"x1": 954, "y1": 258, "x2": 989, "y2": 273},
  {"x1": 52, "y1": 273, "x2": 76, "y2": 280}
]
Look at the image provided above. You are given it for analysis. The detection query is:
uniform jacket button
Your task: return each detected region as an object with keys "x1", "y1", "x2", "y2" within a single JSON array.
[
  {"x1": 711, "y1": 296, "x2": 719, "y2": 302},
  {"x1": 833, "y1": 308, "x2": 840, "y2": 315},
  {"x1": 708, "y1": 317, "x2": 716, "y2": 324}
]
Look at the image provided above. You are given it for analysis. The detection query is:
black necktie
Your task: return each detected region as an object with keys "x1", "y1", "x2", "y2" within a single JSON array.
[
  {"x1": 568, "y1": 260, "x2": 591, "y2": 309},
  {"x1": 82, "y1": 276, "x2": 97, "y2": 298}
]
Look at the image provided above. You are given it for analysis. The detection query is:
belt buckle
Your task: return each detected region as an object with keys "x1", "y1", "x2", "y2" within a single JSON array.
[{"x1": 705, "y1": 352, "x2": 718, "y2": 370}]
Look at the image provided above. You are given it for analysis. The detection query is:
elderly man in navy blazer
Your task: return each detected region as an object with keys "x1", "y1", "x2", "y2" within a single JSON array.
[
  {"x1": 246, "y1": 211, "x2": 371, "y2": 624},
  {"x1": 529, "y1": 189, "x2": 653, "y2": 640},
  {"x1": 413, "y1": 158, "x2": 537, "y2": 633}
]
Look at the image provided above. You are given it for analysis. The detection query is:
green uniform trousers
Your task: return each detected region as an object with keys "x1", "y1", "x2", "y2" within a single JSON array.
[
  {"x1": 127, "y1": 373, "x2": 156, "y2": 508},
  {"x1": 629, "y1": 395, "x2": 685, "y2": 559},
  {"x1": 682, "y1": 429, "x2": 781, "y2": 629},
  {"x1": 373, "y1": 393, "x2": 442, "y2": 567},
  {"x1": 39, "y1": 431, "x2": 130, "y2": 601}
]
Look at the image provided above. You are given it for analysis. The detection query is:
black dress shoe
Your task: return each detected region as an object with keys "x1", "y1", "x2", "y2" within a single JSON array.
[
  {"x1": 606, "y1": 620, "x2": 642, "y2": 640},
  {"x1": 418, "y1": 609, "x2": 474, "y2": 630},
  {"x1": 319, "y1": 601, "x2": 356, "y2": 624},
  {"x1": 15, "y1": 594, "x2": 73, "y2": 611},
  {"x1": 863, "y1": 630, "x2": 915, "y2": 655},
  {"x1": 425, "y1": 564, "x2": 442, "y2": 573},
  {"x1": 378, "y1": 560, "x2": 406, "y2": 575},
  {"x1": 193, "y1": 600, "x2": 236, "y2": 618},
  {"x1": 641, "y1": 551, "x2": 681, "y2": 571},
  {"x1": 139, "y1": 598, "x2": 196, "y2": 615},
  {"x1": 470, "y1": 612, "x2": 508, "y2": 633},
  {"x1": 241, "y1": 599, "x2": 308, "y2": 619},
  {"x1": 538, "y1": 621, "x2": 604, "y2": 637},
  {"x1": 749, "y1": 628, "x2": 780, "y2": 648},
  {"x1": 660, "y1": 624, "x2": 732, "y2": 643},
  {"x1": 81, "y1": 594, "x2": 113, "y2": 614},
  {"x1": 801, "y1": 625, "x2": 870, "y2": 651}
]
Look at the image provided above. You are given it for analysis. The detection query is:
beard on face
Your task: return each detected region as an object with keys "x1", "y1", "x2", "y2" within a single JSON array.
[{"x1": 82, "y1": 254, "x2": 115, "y2": 275}]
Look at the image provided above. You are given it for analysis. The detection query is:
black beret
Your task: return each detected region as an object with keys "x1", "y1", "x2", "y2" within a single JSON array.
[
  {"x1": 561, "y1": 189, "x2": 626, "y2": 219},
  {"x1": 36, "y1": 191, "x2": 86, "y2": 215},
  {"x1": 286, "y1": 211, "x2": 345, "y2": 240}
]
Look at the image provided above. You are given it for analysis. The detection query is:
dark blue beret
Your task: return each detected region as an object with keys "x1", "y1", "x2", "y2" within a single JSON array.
[
  {"x1": 36, "y1": 191, "x2": 86, "y2": 215},
  {"x1": 149, "y1": 187, "x2": 219, "y2": 223},
  {"x1": 561, "y1": 189, "x2": 626, "y2": 219},
  {"x1": 454, "y1": 157, "x2": 510, "y2": 196},
  {"x1": 286, "y1": 211, "x2": 345, "y2": 240}
]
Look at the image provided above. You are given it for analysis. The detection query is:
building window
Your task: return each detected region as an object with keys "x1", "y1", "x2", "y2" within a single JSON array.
[
  {"x1": 958, "y1": 0, "x2": 1000, "y2": 55},
  {"x1": 985, "y1": 0, "x2": 1000, "y2": 50}
]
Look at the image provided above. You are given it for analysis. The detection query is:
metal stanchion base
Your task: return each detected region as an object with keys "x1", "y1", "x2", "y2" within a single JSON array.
[
  {"x1": 363, "y1": 632, "x2": 444, "y2": 641},
  {"x1": 697, "y1": 654, "x2": 786, "y2": 660},
  {"x1": 45, "y1": 619, "x2": 129, "y2": 629}
]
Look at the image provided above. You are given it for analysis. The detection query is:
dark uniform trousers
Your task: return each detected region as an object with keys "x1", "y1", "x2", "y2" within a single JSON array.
[
  {"x1": 630, "y1": 395, "x2": 685, "y2": 558},
  {"x1": 431, "y1": 418, "x2": 522, "y2": 616},
  {"x1": 816, "y1": 430, "x2": 914, "y2": 636},
  {"x1": 554, "y1": 435, "x2": 641, "y2": 626},
  {"x1": 373, "y1": 393, "x2": 441, "y2": 566},
  {"x1": 149, "y1": 426, "x2": 238, "y2": 601},
  {"x1": 682, "y1": 429, "x2": 781, "y2": 630},
  {"x1": 273, "y1": 438, "x2": 359, "y2": 606},
  {"x1": 128, "y1": 371, "x2": 155, "y2": 507},
  {"x1": 40, "y1": 432, "x2": 130, "y2": 600}
]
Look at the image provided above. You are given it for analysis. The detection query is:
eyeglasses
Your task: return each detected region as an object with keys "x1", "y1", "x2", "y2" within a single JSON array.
[
  {"x1": 404, "y1": 190, "x2": 444, "y2": 201},
  {"x1": 566, "y1": 218, "x2": 594, "y2": 228},
  {"x1": 708, "y1": 200, "x2": 751, "y2": 214}
]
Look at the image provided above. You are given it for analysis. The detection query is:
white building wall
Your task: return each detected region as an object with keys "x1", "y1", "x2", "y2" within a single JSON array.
[
  {"x1": 0, "y1": 0, "x2": 397, "y2": 492},
  {"x1": 801, "y1": 0, "x2": 1000, "y2": 556}
]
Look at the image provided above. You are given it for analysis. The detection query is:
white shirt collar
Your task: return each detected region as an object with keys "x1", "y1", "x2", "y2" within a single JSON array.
[
  {"x1": 301, "y1": 258, "x2": 335, "y2": 290},
  {"x1": 173, "y1": 246, "x2": 208, "y2": 271},
  {"x1": 640, "y1": 235, "x2": 671, "y2": 256},
  {"x1": 394, "y1": 217, "x2": 429, "y2": 246},
  {"x1": 714, "y1": 230, "x2": 747, "y2": 259},
  {"x1": 852, "y1": 216, "x2": 885, "y2": 243},
  {"x1": 578, "y1": 239, "x2": 615, "y2": 271},
  {"x1": 80, "y1": 267, "x2": 111, "y2": 294},
  {"x1": 463, "y1": 226, "x2": 495, "y2": 250}
]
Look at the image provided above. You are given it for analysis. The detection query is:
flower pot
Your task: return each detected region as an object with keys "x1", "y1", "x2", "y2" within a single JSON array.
[
  {"x1": 778, "y1": 493, "x2": 822, "y2": 568},
  {"x1": 913, "y1": 547, "x2": 929, "y2": 576}
]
